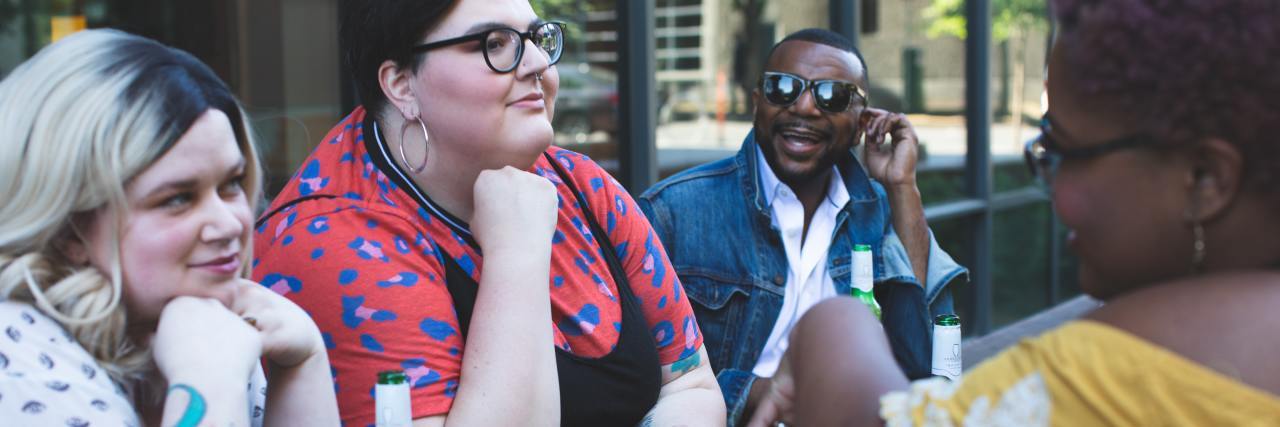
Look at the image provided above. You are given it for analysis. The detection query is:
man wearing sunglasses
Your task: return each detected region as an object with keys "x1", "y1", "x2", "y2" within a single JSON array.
[{"x1": 638, "y1": 29, "x2": 965, "y2": 425}]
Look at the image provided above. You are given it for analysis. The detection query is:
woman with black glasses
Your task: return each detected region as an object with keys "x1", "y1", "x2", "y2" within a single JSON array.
[
  {"x1": 745, "y1": 0, "x2": 1280, "y2": 425},
  {"x1": 251, "y1": 1, "x2": 723, "y2": 426}
]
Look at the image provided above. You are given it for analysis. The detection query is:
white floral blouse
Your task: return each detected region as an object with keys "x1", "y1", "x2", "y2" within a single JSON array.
[{"x1": 0, "y1": 300, "x2": 267, "y2": 426}]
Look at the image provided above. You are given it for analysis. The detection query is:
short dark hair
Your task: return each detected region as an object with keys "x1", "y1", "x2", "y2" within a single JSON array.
[
  {"x1": 1052, "y1": 0, "x2": 1280, "y2": 194},
  {"x1": 767, "y1": 28, "x2": 870, "y2": 85},
  {"x1": 339, "y1": 0, "x2": 457, "y2": 118}
]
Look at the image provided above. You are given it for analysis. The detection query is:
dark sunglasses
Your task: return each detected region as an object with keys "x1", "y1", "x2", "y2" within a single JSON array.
[
  {"x1": 412, "y1": 21, "x2": 566, "y2": 73},
  {"x1": 759, "y1": 71, "x2": 867, "y2": 113},
  {"x1": 1024, "y1": 114, "x2": 1159, "y2": 186}
]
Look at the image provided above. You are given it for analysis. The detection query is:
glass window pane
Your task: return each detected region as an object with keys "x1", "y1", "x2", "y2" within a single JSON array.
[
  {"x1": 991, "y1": 202, "x2": 1053, "y2": 328},
  {"x1": 1, "y1": 1, "x2": 53, "y2": 77},
  {"x1": 917, "y1": 168, "x2": 967, "y2": 206},
  {"x1": 654, "y1": 0, "x2": 746, "y2": 179},
  {"x1": 930, "y1": 216, "x2": 977, "y2": 337},
  {"x1": 988, "y1": 1, "x2": 1051, "y2": 192},
  {"x1": 263, "y1": 1, "x2": 345, "y2": 196},
  {"x1": 532, "y1": 0, "x2": 621, "y2": 178},
  {"x1": 871, "y1": 0, "x2": 972, "y2": 204},
  {"x1": 3, "y1": 1, "x2": 349, "y2": 198},
  {"x1": 995, "y1": 158, "x2": 1036, "y2": 192}
]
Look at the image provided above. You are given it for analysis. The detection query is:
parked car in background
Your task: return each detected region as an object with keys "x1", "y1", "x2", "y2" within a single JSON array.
[{"x1": 553, "y1": 62, "x2": 617, "y2": 144}]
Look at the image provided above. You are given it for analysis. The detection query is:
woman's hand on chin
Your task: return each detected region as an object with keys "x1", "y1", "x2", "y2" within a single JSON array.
[
  {"x1": 470, "y1": 165, "x2": 559, "y2": 254},
  {"x1": 230, "y1": 279, "x2": 326, "y2": 368},
  {"x1": 153, "y1": 296, "x2": 262, "y2": 385}
]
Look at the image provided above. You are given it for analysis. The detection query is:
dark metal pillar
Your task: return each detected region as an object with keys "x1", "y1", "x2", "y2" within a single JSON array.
[
  {"x1": 20, "y1": 0, "x2": 38, "y2": 57},
  {"x1": 829, "y1": 0, "x2": 858, "y2": 47},
  {"x1": 965, "y1": 0, "x2": 993, "y2": 334},
  {"x1": 617, "y1": 0, "x2": 657, "y2": 194}
]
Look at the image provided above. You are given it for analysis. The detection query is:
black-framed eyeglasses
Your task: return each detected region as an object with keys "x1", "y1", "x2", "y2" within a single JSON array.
[
  {"x1": 759, "y1": 71, "x2": 867, "y2": 113},
  {"x1": 412, "y1": 21, "x2": 566, "y2": 73},
  {"x1": 1024, "y1": 113, "x2": 1160, "y2": 187}
]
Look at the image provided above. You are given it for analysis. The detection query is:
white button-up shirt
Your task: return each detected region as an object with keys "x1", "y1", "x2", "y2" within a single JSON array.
[{"x1": 751, "y1": 146, "x2": 850, "y2": 377}]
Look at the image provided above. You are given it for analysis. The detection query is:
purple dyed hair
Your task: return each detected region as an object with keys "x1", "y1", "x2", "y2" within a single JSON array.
[{"x1": 1051, "y1": 0, "x2": 1280, "y2": 192}]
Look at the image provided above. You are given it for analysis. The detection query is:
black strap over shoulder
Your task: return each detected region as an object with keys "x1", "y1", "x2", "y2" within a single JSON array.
[
  {"x1": 539, "y1": 153, "x2": 662, "y2": 426},
  {"x1": 440, "y1": 248, "x2": 477, "y2": 338},
  {"x1": 254, "y1": 195, "x2": 338, "y2": 229},
  {"x1": 541, "y1": 152, "x2": 633, "y2": 301},
  {"x1": 438, "y1": 153, "x2": 663, "y2": 426},
  {"x1": 444, "y1": 153, "x2": 634, "y2": 340}
]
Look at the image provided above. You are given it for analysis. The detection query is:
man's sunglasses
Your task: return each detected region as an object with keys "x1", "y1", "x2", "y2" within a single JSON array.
[
  {"x1": 413, "y1": 21, "x2": 566, "y2": 73},
  {"x1": 759, "y1": 71, "x2": 867, "y2": 113}
]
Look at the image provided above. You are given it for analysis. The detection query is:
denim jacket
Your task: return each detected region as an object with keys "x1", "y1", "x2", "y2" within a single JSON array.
[{"x1": 637, "y1": 132, "x2": 967, "y2": 425}]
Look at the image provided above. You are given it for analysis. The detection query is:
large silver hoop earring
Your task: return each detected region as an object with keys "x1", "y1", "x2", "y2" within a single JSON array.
[{"x1": 398, "y1": 117, "x2": 429, "y2": 174}]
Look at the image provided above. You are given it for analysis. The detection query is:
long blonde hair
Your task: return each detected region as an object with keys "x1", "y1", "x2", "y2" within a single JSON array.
[{"x1": 0, "y1": 29, "x2": 262, "y2": 394}]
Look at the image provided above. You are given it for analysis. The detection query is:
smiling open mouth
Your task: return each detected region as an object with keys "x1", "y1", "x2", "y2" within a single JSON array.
[
  {"x1": 775, "y1": 122, "x2": 829, "y2": 143},
  {"x1": 780, "y1": 128, "x2": 824, "y2": 144},
  {"x1": 773, "y1": 123, "x2": 831, "y2": 158}
]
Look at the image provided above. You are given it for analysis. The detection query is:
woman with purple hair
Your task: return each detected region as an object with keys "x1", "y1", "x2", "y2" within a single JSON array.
[{"x1": 744, "y1": 0, "x2": 1280, "y2": 425}]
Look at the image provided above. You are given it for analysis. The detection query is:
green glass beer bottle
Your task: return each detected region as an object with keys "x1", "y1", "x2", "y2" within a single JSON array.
[{"x1": 851, "y1": 244, "x2": 881, "y2": 319}]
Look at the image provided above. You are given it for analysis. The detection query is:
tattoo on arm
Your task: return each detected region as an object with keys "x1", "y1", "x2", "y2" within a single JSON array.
[
  {"x1": 168, "y1": 384, "x2": 207, "y2": 427},
  {"x1": 639, "y1": 413, "x2": 656, "y2": 427},
  {"x1": 670, "y1": 351, "x2": 702, "y2": 375}
]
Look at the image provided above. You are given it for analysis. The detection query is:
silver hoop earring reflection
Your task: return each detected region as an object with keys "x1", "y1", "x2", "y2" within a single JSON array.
[{"x1": 398, "y1": 117, "x2": 429, "y2": 174}]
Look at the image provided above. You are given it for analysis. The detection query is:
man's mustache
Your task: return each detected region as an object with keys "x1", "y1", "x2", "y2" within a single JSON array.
[{"x1": 772, "y1": 121, "x2": 832, "y2": 140}]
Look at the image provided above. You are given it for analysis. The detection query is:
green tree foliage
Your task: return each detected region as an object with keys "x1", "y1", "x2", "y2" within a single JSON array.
[
  {"x1": 922, "y1": 0, "x2": 1048, "y2": 42},
  {"x1": 529, "y1": 0, "x2": 604, "y2": 21},
  {"x1": 529, "y1": 0, "x2": 586, "y2": 20},
  {"x1": 923, "y1": 0, "x2": 1049, "y2": 133}
]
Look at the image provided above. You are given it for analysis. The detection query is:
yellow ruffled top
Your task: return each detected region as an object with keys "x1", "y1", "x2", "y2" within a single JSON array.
[{"x1": 880, "y1": 320, "x2": 1280, "y2": 426}]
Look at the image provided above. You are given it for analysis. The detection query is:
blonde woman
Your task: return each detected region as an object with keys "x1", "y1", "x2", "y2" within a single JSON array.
[{"x1": 0, "y1": 30, "x2": 338, "y2": 426}]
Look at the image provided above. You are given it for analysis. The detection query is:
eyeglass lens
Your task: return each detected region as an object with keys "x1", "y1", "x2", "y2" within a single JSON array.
[
  {"x1": 485, "y1": 23, "x2": 563, "y2": 72},
  {"x1": 814, "y1": 83, "x2": 850, "y2": 112}
]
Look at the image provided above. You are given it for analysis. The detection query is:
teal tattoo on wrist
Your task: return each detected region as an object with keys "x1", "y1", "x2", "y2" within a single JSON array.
[
  {"x1": 671, "y1": 351, "x2": 702, "y2": 375},
  {"x1": 168, "y1": 383, "x2": 207, "y2": 427}
]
